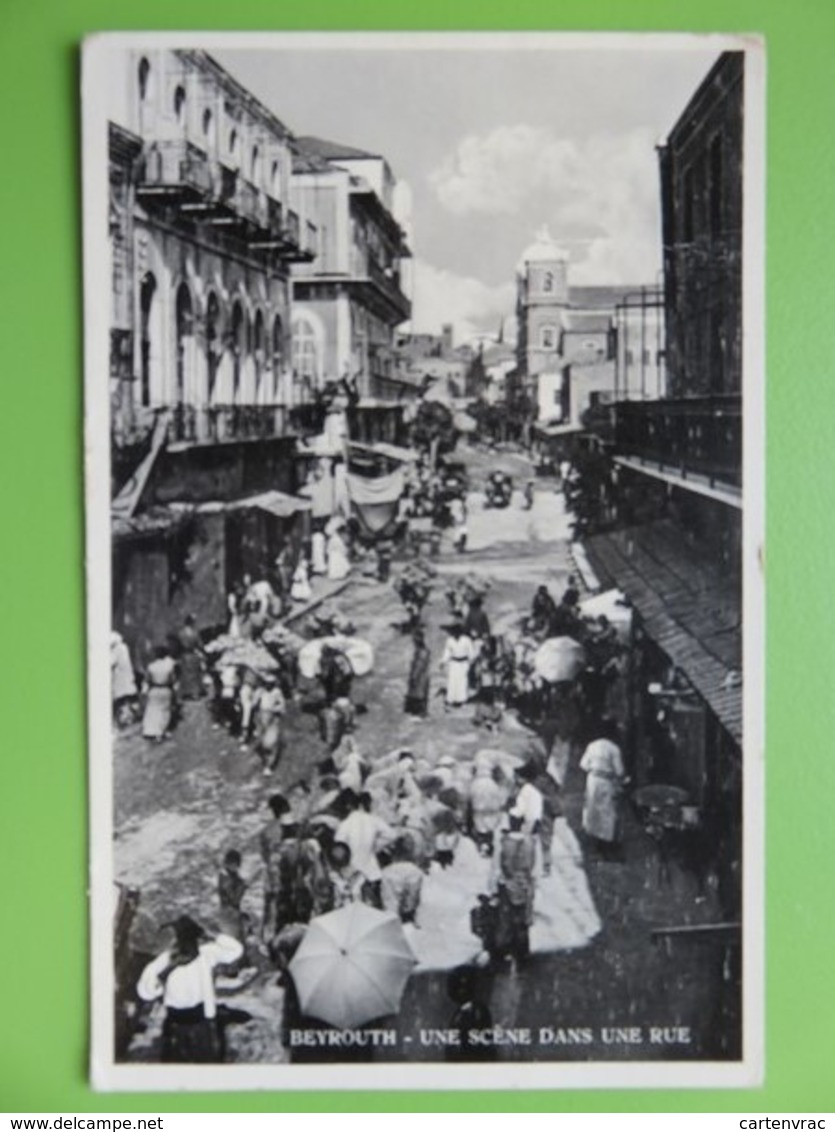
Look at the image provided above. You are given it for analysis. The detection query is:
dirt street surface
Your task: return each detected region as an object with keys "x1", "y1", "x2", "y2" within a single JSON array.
[{"x1": 115, "y1": 464, "x2": 738, "y2": 1064}]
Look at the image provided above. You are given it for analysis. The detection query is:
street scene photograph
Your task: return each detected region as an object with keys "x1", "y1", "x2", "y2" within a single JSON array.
[{"x1": 86, "y1": 32, "x2": 761, "y2": 1087}]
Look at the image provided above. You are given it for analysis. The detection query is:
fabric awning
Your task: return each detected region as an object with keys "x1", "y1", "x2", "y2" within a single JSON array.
[
  {"x1": 349, "y1": 441, "x2": 418, "y2": 464},
  {"x1": 226, "y1": 490, "x2": 312, "y2": 518}
]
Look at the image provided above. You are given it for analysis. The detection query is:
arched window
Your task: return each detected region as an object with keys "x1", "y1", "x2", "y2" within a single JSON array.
[
  {"x1": 228, "y1": 128, "x2": 238, "y2": 159},
  {"x1": 540, "y1": 325, "x2": 556, "y2": 350},
  {"x1": 270, "y1": 159, "x2": 281, "y2": 197},
  {"x1": 292, "y1": 317, "x2": 319, "y2": 386},
  {"x1": 175, "y1": 284, "x2": 193, "y2": 404},
  {"x1": 202, "y1": 107, "x2": 212, "y2": 138},
  {"x1": 272, "y1": 315, "x2": 284, "y2": 393},
  {"x1": 139, "y1": 272, "x2": 156, "y2": 407},
  {"x1": 250, "y1": 145, "x2": 260, "y2": 183},
  {"x1": 206, "y1": 293, "x2": 221, "y2": 403},
  {"x1": 253, "y1": 310, "x2": 265, "y2": 401},
  {"x1": 230, "y1": 301, "x2": 245, "y2": 402},
  {"x1": 173, "y1": 85, "x2": 186, "y2": 124},
  {"x1": 138, "y1": 57, "x2": 151, "y2": 102},
  {"x1": 543, "y1": 270, "x2": 554, "y2": 293}
]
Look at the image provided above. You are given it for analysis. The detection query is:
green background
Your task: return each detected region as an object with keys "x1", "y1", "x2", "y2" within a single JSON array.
[{"x1": 1, "y1": 0, "x2": 832, "y2": 1113}]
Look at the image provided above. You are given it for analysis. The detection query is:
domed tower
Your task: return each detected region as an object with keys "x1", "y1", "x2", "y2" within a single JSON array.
[{"x1": 513, "y1": 228, "x2": 570, "y2": 431}]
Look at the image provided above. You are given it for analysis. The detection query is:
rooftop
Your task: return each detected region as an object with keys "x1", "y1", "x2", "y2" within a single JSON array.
[{"x1": 295, "y1": 135, "x2": 382, "y2": 162}]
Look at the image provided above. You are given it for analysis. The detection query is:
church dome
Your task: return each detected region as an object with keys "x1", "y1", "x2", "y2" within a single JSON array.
[{"x1": 517, "y1": 226, "x2": 569, "y2": 271}]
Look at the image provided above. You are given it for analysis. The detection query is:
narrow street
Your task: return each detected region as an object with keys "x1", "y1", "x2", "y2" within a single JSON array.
[{"x1": 115, "y1": 450, "x2": 738, "y2": 1065}]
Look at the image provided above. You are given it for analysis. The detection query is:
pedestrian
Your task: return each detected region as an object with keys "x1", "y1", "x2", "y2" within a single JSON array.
[
  {"x1": 136, "y1": 915, "x2": 243, "y2": 1063},
  {"x1": 441, "y1": 623, "x2": 475, "y2": 708},
  {"x1": 141, "y1": 645, "x2": 179, "y2": 742},
  {"x1": 217, "y1": 849, "x2": 248, "y2": 941},
  {"x1": 464, "y1": 594, "x2": 491, "y2": 643},
  {"x1": 380, "y1": 837, "x2": 424, "y2": 925},
  {"x1": 290, "y1": 554, "x2": 312, "y2": 603},
  {"x1": 111, "y1": 631, "x2": 138, "y2": 727},
  {"x1": 254, "y1": 674, "x2": 286, "y2": 775},
  {"x1": 324, "y1": 840, "x2": 365, "y2": 910},
  {"x1": 491, "y1": 813, "x2": 537, "y2": 965},
  {"x1": 177, "y1": 614, "x2": 205, "y2": 701},
  {"x1": 376, "y1": 540, "x2": 392, "y2": 583},
  {"x1": 310, "y1": 528, "x2": 328, "y2": 576},
  {"x1": 326, "y1": 526, "x2": 351, "y2": 580},
  {"x1": 529, "y1": 584, "x2": 557, "y2": 637},
  {"x1": 335, "y1": 791, "x2": 395, "y2": 907},
  {"x1": 579, "y1": 725, "x2": 628, "y2": 859},
  {"x1": 260, "y1": 793, "x2": 291, "y2": 939},
  {"x1": 445, "y1": 966, "x2": 495, "y2": 1061},
  {"x1": 468, "y1": 764, "x2": 505, "y2": 857},
  {"x1": 237, "y1": 667, "x2": 262, "y2": 748},
  {"x1": 214, "y1": 661, "x2": 241, "y2": 735},
  {"x1": 404, "y1": 628, "x2": 431, "y2": 718}
]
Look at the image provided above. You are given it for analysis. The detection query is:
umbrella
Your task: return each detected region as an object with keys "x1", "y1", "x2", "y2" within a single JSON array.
[
  {"x1": 297, "y1": 635, "x2": 374, "y2": 679},
  {"x1": 534, "y1": 636, "x2": 586, "y2": 683},
  {"x1": 452, "y1": 410, "x2": 477, "y2": 433},
  {"x1": 204, "y1": 633, "x2": 241, "y2": 655},
  {"x1": 288, "y1": 903, "x2": 416, "y2": 1029}
]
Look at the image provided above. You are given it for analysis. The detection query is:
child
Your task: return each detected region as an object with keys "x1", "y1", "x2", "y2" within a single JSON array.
[{"x1": 218, "y1": 849, "x2": 248, "y2": 941}]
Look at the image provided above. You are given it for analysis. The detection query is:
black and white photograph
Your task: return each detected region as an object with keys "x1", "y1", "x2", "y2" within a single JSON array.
[{"x1": 83, "y1": 32, "x2": 764, "y2": 1090}]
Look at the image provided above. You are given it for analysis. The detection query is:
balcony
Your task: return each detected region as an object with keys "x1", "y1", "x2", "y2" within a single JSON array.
[
  {"x1": 612, "y1": 395, "x2": 741, "y2": 492},
  {"x1": 365, "y1": 257, "x2": 411, "y2": 322},
  {"x1": 167, "y1": 404, "x2": 293, "y2": 446},
  {"x1": 136, "y1": 140, "x2": 213, "y2": 202}
]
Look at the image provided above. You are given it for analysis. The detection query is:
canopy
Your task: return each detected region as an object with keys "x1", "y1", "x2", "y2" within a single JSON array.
[
  {"x1": 346, "y1": 468, "x2": 405, "y2": 506},
  {"x1": 226, "y1": 490, "x2": 312, "y2": 519},
  {"x1": 349, "y1": 441, "x2": 418, "y2": 464}
]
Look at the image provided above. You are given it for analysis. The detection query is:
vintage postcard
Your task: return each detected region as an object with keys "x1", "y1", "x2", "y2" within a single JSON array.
[{"x1": 83, "y1": 31, "x2": 764, "y2": 1090}]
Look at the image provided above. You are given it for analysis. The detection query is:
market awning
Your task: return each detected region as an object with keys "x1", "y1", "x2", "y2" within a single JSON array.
[
  {"x1": 349, "y1": 441, "x2": 418, "y2": 464},
  {"x1": 582, "y1": 520, "x2": 742, "y2": 744},
  {"x1": 226, "y1": 490, "x2": 312, "y2": 518},
  {"x1": 534, "y1": 422, "x2": 582, "y2": 438}
]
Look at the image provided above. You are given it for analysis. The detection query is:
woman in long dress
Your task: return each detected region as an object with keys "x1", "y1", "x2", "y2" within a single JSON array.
[
  {"x1": 579, "y1": 732, "x2": 627, "y2": 855},
  {"x1": 326, "y1": 529, "x2": 350, "y2": 581},
  {"x1": 111, "y1": 631, "x2": 138, "y2": 726},
  {"x1": 441, "y1": 626, "x2": 475, "y2": 707},
  {"x1": 311, "y1": 529, "x2": 327, "y2": 576},
  {"x1": 142, "y1": 646, "x2": 178, "y2": 742},
  {"x1": 290, "y1": 556, "x2": 312, "y2": 602}
]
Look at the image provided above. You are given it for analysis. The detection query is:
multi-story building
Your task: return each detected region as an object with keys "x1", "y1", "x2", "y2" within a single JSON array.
[
  {"x1": 290, "y1": 136, "x2": 413, "y2": 444},
  {"x1": 573, "y1": 51, "x2": 745, "y2": 925},
  {"x1": 108, "y1": 49, "x2": 321, "y2": 658}
]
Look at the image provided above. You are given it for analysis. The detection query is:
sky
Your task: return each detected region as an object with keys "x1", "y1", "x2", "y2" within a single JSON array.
[{"x1": 214, "y1": 39, "x2": 722, "y2": 342}]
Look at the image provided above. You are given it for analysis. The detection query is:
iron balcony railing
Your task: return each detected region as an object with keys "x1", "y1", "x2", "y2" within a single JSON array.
[
  {"x1": 137, "y1": 140, "x2": 213, "y2": 197},
  {"x1": 612, "y1": 395, "x2": 741, "y2": 489},
  {"x1": 168, "y1": 403, "x2": 292, "y2": 444},
  {"x1": 366, "y1": 257, "x2": 411, "y2": 319}
]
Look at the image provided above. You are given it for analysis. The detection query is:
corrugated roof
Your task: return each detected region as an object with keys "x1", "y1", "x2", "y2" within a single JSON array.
[
  {"x1": 583, "y1": 519, "x2": 742, "y2": 743},
  {"x1": 296, "y1": 135, "x2": 381, "y2": 162},
  {"x1": 563, "y1": 311, "x2": 613, "y2": 334}
]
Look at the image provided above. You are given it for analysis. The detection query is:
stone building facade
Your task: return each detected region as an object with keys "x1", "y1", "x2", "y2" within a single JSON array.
[{"x1": 658, "y1": 51, "x2": 743, "y2": 398}]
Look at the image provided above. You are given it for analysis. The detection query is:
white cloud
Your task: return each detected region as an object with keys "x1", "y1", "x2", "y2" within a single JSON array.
[
  {"x1": 408, "y1": 259, "x2": 515, "y2": 343},
  {"x1": 429, "y1": 125, "x2": 663, "y2": 284}
]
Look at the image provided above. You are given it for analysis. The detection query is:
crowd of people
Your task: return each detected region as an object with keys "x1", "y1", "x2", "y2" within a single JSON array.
[{"x1": 120, "y1": 460, "x2": 637, "y2": 1065}]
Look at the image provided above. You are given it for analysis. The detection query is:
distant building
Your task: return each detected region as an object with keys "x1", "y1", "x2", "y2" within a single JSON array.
[
  {"x1": 290, "y1": 136, "x2": 413, "y2": 443},
  {"x1": 510, "y1": 229, "x2": 664, "y2": 445}
]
